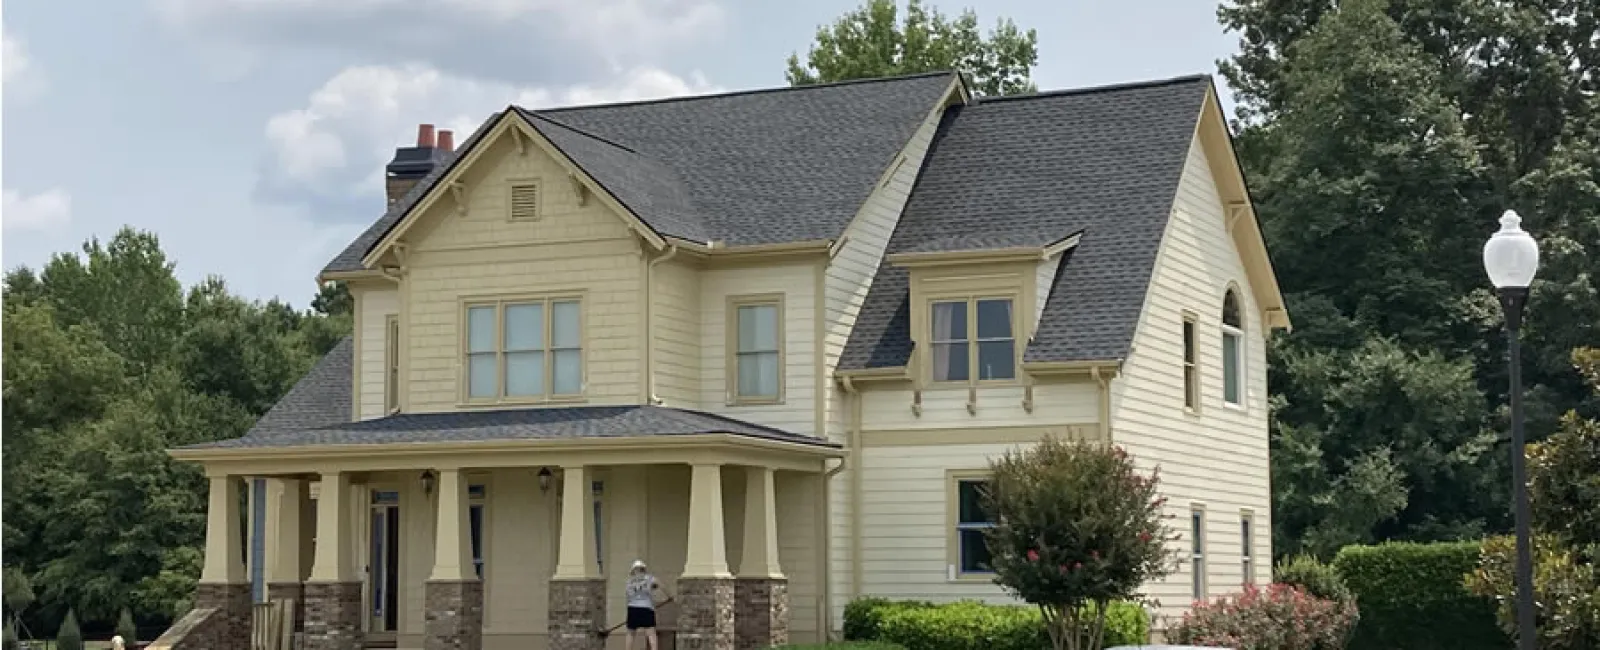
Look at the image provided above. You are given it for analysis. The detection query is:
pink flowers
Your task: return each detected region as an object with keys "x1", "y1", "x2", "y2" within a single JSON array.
[
  {"x1": 1026, "y1": 549, "x2": 1040, "y2": 562},
  {"x1": 1138, "y1": 531, "x2": 1154, "y2": 542},
  {"x1": 1168, "y1": 583, "x2": 1358, "y2": 650}
]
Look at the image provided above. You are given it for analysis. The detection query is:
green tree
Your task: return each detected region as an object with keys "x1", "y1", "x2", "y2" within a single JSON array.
[
  {"x1": 54, "y1": 609, "x2": 80, "y2": 650},
  {"x1": 785, "y1": 0, "x2": 1038, "y2": 96},
  {"x1": 115, "y1": 607, "x2": 137, "y2": 645}
]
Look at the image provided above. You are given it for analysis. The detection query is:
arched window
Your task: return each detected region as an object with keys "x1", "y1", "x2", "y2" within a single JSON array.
[{"x1": 1221, "y1": 289, "x2": 1244, "y2": 406}]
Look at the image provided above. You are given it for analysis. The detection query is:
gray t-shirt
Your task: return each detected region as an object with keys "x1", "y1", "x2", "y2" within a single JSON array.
[{"x1": 625, "y1": 573, "x2": 656, "y2": 608}]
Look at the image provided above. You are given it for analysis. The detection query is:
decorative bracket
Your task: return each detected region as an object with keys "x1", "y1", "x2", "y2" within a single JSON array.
[
  {"x1": 1022, "y1": 376, "x2": 1036, "y2": 414},
  {"x1": 513, "y1": 129, "x2": 528, "y2": 156},
  {"x1": 448, "y1": 182, "x2": 467, "y2": 217},
  {"x1": 1226, "y1": 202, "x2": 1249, "y2": 233},
  {"x1": 911, "y1": 388, "x2": 923, "y2": 417},
  {"x1": 966, "y1": 386, "x2": 977, "y2": 415},
  {"x1": 569, "y1": 174, "x2": 589, "y2": 206}
]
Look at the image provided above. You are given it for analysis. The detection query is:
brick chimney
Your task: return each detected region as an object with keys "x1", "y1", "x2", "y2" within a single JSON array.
[{"x1": 385, "y1": 123, "x2": 449, "y2": 208}]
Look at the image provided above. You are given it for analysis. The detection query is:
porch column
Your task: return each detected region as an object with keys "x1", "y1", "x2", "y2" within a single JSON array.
[
  {"x1": 304, "y1": 472, "x2": 362, "y2": 650},
  {"x1": 197, "y1": 474, "x2": 251, "y2": 650},
  {"x1": 549, "y1": 466, "x2": 605, "y2": 650},
  {"x1": 426, "y1": 468, "x2": 483, "y2": 650},
  {"x1": 736, "y1": 467, "x2": 788, "y2": 650},
  {"x1": 266, "y1": 478, "x2": 308, "y2": 633},
  {"x1": 678, "y1": 463, "x2": 735, "y2": 650}
]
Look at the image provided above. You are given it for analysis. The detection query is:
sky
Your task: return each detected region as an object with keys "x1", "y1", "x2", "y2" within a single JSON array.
[{"x1": 1, "y1": 0, "x2": 1242, "y2": 308}]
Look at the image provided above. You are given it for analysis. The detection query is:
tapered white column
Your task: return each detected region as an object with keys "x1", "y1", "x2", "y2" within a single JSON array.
[
  {"x1": 683, "y1": 463, "x2": 731, "y2": 578},
  {"x1": 200, "y1": 475, "x2": 245, "y2": 584},
  {"x1": 266, "y1": 478, "x2": 305, "y2": 584},
  {"x1": 554, "y1": 465, "x2": 598, "y2": 579},
  {"x1": 430, "y1": 469, "x2": 477, "y2": 582},
  {"x1": 740, "y1": 467, "x2": 784, "y2": 579},
  {"x1": 308, "y1": 471, "x2": 355, "y2": 582}
]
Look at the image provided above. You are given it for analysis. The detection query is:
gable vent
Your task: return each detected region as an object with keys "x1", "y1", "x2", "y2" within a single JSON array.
[{"x1": 510, "y1": 184, "x2": 539, "y2": 221}]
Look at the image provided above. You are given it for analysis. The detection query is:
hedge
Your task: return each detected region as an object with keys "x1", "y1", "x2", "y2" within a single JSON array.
[
  {"x1": 774, "y1": 643, "x2": 906, "y2": 650},
  {"x1": 1332, "y1": 541, "x2": 1508, "y2": 650},
  {"x1": 843, "y1": 597, "x2": 1147, "y2": 650}
]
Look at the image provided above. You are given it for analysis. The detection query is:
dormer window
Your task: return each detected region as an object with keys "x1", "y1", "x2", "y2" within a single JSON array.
[{"x1": 931, "y1": 297, "x2": 1015, "y2": 382}]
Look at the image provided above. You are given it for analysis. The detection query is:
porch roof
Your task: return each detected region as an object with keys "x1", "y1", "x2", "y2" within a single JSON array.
[{"x1": 177, "y1": 404, "x2": 839, "y2": 451}]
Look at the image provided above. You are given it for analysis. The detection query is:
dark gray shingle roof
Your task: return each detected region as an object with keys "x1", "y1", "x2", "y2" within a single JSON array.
[
  {"x1": 240, "y1": 336, "x2": 353, "y2": 438},
  {"x1": 183, "y1": 405, "x2": 836, "y2": 450},
  {"x1": 839, "y1": 75, "x2": 1212, "y2": 370},
  {"x1": 322, "y1": 72, "x2": 956, "y2": 274}
]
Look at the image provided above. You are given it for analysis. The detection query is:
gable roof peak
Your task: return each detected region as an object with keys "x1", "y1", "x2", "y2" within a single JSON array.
[
  {"x1": 973, "y1": 73, "x2": 1212, "y2": 105},
  {"x1": 529, "y1": 70, "x2": 959, "y2": 115}
]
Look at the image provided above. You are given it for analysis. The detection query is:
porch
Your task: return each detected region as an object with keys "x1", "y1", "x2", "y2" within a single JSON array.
[{"x1": 169, "y1": 406, "x2": 843, "y2": 650}]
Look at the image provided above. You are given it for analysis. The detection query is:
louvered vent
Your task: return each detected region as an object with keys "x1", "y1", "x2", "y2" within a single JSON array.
[{"x1": 510, "y1": 184, "x2": 539, "y2": 221}]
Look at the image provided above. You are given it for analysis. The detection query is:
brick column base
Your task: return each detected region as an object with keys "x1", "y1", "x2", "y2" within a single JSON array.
[
  {"x1": 303, "y1": 581, "x2": 363, "y2": 650},
  {"x1": 267, "y1": 582, "x2": 305, "y2": 633},
  {"x1": 549, "y1": 579, "x2": 607, "y2": 650},
  {"x1": 734, "y1": 578, "x2": 788, "y2": 650},
  {"x1": 677, "y1": 578, "x2": 735, "y2": 650},
  {"x1": 194, "y1": 582, "x2": 251, "y2": 650},
  {"x1": 425, "y1": 579, "x2": 484, "y2": 650}
]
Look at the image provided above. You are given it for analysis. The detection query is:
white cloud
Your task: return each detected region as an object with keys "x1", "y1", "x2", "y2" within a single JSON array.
[
  {"x1": 2, "y1": 25, "x2": 28, "y2": 84},
  {"x1": 2, "y1": 188, "x2": 72, "y2": 232},
  {"x1": 259, "y1": 63, "x2": 719, "y2": 206}
]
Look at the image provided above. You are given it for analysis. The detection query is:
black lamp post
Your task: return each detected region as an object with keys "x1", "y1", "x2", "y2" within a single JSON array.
[{"x1": 1483, "y1": 209, "x2": 1540, "y2": 650}]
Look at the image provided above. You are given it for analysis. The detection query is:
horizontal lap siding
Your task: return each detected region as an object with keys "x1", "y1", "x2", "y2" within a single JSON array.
[
  {"x1": 860, "y1": 382, "x2": 1099, "y2": 431},
  {"x1": 1109, "y1": 134, "x2": 1272, "y2": 624},
  {"x1": 652, "y1": 260, "x2": 702, "y2": 408},
  {"x1": 698, "y1": 263, "x2": 817, "y2": 433},
  {"x1": 358, "y1": 287, "x2": 399, "y2": 420}
]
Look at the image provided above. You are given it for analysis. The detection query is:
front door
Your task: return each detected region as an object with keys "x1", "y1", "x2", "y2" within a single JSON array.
[{"x1": 368, "y1": 490, "x2": 401, "y2": 635}]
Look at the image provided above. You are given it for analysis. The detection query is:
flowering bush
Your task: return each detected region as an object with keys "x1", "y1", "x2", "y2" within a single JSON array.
[{"x1": 1166, "y1": 583, "x2": 1358, "y2": 650}]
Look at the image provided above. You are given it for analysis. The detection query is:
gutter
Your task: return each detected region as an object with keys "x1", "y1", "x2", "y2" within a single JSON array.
[{"x1": 644, "y1": 244, "x2": 679, "y2": 405}]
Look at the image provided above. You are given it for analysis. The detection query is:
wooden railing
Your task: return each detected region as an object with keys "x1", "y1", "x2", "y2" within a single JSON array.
[{"x1": 251, "y1": 600, "x2": 294, "y2": 650}]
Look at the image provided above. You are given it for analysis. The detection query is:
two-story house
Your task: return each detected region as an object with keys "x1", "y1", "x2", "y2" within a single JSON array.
[{"x1": 163, "y1": 70, "x2": 1289, "y2": 650}]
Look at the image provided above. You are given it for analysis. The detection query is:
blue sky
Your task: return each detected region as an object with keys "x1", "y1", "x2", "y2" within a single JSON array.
[{"x1": 2, "y1": 0, "x2": 1240, "y2": 308}]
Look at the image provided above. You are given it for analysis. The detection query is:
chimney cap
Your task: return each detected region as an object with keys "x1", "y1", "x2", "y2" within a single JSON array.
[
  {"x1": 416, "y1": 124, "x2": 437, "y2": 148},
  {"x1": 437, "y1": 129, "x2": 455, "y2": 153}
]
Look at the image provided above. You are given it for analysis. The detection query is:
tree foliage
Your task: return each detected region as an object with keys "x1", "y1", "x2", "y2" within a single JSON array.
[
  {"x1": 1, "y1": 227, "x2": 348, "y2": 632},
  {"x1": 983, "y1": 438, "x2": 1173, "y2": 650},
  {"x1": 785, "y1": 0, "x2": 1038, "y2": 96}
]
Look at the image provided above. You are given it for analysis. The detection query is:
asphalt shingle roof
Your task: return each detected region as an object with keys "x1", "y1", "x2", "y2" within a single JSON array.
[
  {"x1": 239, "y1": 336, "x2": 353, "y2": 438},
  {"x1": 838, "y1": 75, "x2": 1212, "y2": 369},
  {"x1": 183, "y1": 404, "x2": 835, "y2": 450}
]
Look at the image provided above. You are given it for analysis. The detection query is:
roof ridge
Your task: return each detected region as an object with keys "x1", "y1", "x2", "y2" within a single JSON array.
[
  {"x1": 974, "y1": 73, "x2": 1211, "y2": 104},
  {"x1": 518, "y1": 108, "x2": 642, "y2": 154},
  {"x1": 530, "y1": 70, "x2": 956, "y2": 114}
]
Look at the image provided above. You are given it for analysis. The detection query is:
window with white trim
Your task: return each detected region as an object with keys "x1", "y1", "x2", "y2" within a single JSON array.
[
  {"x1": 385, "y1": 315, "x2": 400, "y2": 413},
  {"x1": 1191, "y1": 507, "x2": 1207, "y2": 600},
  {"x1": 730, "y1": 296, "x2": 782, "y2": 402},
  {"x1": 1241, "y1": 513, "x2": 1255, "y2": 586},
  {"x1": 465, "y1": 297, "x2": 582, "y2": 400},
  {"x1": 931, "y1": 298, "x2": 1015, "y2": 382},
  {"x1": 1182, "y1": 315, "x2": 1200, "y2": 410},
  {"x1": 1221, "y1": 290, "x2": 1244, "y2": 406},
  {"x1": 954, "y1": 478, "x2": 996, "y2": 575}
]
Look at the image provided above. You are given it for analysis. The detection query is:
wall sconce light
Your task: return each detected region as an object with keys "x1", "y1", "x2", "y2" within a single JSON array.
[
  {"x1": 592, "y1": 480, "x2": 604, "y2": 497},
  {"x1": 420, "y1": 470, "x2": 436, "y2": 496},
  {"x1": 538, "y1": 467, "x2": 553, "y2": 494}
]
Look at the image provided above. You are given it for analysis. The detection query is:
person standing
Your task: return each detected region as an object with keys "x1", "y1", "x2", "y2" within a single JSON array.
[{"x1": 624, "y1": 560, "x2": 667, "y2": 650}]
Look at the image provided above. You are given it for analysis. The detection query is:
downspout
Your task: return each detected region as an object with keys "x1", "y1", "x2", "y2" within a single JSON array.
[
  {"x1": 1091, "y1": 366, "x2": 1112, "y2": 440},
  {"x1": 822, "y1": 456, "x2": 849, "y2": 641},
  {"x1": 839, "y1": 375, "x2": 864, "y2": 601},
  {"x1": 643, "y1": 244, "x2": 678, "y2": 405}
]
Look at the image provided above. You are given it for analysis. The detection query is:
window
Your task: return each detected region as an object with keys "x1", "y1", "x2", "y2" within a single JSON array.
[
  {"x1": 952, "y1": 477, "x2": 995, "y2": 576},
  {"x1": 385, "y1": 315, "x2": 400, "y2": 413},
  {"x1": 465, "y1": 297, "x2": 582, "y2": 401},
  {"x1": 729, "y1": 295, "x2": 783, "y2": 402},
  {"x1": 931, "y1": 297, "x2": 1015, "y2": 382},
  {"x1": 1241, "y1": 513, "x2": 1255, "y2": 586},
  {"x1": 509, "y1": 184, "x2": 539, "y2": 221},
  {"x1": 1191, "y1": 507, "x2": 1207, "y2": 600},
  {"x1": 1221, "y1": 290, "x2": 1244, "y2": 406},
  {"x1": 469, "y1": 484, "x2": 486, "y2": 579},
  {"x1": 1182, "y1": 315, "x2": 1199, "y2": 411}
]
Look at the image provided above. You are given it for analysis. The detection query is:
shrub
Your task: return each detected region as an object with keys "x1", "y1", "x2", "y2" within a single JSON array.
[
  {"x1": 2, "y1": 619, "x2": 18, "y2": 650},
  {"x1": 55, "y1": 609, "x2": 82, "y2": 650},
  {"x1": 116, "y1": 607, "x2": 138, "y2": 645},
  {"x1": 1465, "y1": 535, "x2": 1600, "y2": 649},
  {"x1": 1167, "y1": 583, "x2": 1357, "y2": 649},
  {"x1": 774, "y1": 643, "x2": 905, "y2": 650},
  {"x1": 984, "y1": 438, "x2": 1172, "y2": 650},
  {"x1": 849, "y1": 598, "x2": 1147, "y2": 650},
  {"x1": 1333, "y1": 541, "x2": 1505, "y2": 650},
  {"x1": 1272, "y1": 554, "x2": 1353, "y2": 604}
]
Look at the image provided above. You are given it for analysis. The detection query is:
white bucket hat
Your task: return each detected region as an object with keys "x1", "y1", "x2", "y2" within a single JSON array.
[{"x1": 631, "y1": 559, "x2": 647, "y2": 572}]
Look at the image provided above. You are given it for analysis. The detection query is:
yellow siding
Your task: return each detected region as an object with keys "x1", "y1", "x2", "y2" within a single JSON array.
[
  {"x1": 399, "y1": 132, "x2": 644, "y2": 412},
  {"x1": 652, "y1": 259, "x2": 702, "y2": 407},
  {"x1": 859, "y1": 382, "x2": 1099, "y2": 431},
  {"x1": 1108, "y1": 133, "x2": 1272, "y2": 622},
  {"x1": 698, "y1": 263, "x2": 818, "y2": 433},
  {"x1": 357, "y1": 287, "x2": 399, "y2": 420},
  {"x1": 1032, "y1": 255, "x2": 1062, "y2": 336}
]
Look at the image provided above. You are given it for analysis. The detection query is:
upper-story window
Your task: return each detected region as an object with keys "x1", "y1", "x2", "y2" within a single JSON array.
[
  {"x1": 729, "y1": 294, "x2": 783, "y2": 404},
  {"x1": 931, "y1": 297, "x2": 1015, "y2": 382},
  {"x1": 1221, "y1": 290, "x2": 1244, "y2": 407},
  {"x1": 385, "y1": 315, "x2": 400, "y2": 413},
  {"x1": 1182, "y1": 313, "x2": 1200, "y2": 411},
  {"x1": 464, "y1": 296, "x2": 582, "y2": 401}
]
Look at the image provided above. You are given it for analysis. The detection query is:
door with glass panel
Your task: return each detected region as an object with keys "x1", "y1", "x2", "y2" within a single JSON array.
[{"x1": 367, "y1": 490, "x2": 401, "y2": 636}]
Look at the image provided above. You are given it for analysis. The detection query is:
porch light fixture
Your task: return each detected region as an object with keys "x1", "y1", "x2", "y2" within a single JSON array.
[
  {"x1": 420, "y1": 470, "x2": 436, "y2": 496},
  {"x1": 538, "y1": 467, "x2": 553, "y2": 494}
]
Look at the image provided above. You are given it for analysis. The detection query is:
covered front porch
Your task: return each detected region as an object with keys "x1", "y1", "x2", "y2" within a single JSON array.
[{"x1": 169, "y1": 407, "x2": 842, "y2": 650}]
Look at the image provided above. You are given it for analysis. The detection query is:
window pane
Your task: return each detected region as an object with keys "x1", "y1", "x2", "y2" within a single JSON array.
[
  {"x1": 1223, "y1": 333, "x2": 1241, "y2": 403},
  {"x1": 959, "y1": 529, "x2": 993, "y2": 573},
  {"x1": 1183, "y1": 320, "x2": 1196, "y2": 363},
  {"x1": 977, "y1": 340, "x2": 1015, "y2": 380},
  {"x1": 552, "y1": 349, "x2": 582, "y2": 394},
  {"x1": 469, "y1": 504, "x2": 484, "y2": 578},
  {"x1": 1193, "y1": 559, "x2": 1204, "y2": 599},
  {"x1": 503, "y1": 303, "x2": 544, "y2": 351},
  {"x1": 467, "y1": 352, "x2": 497, "y2": 398},
  {"x1": 738, "y1": 351, "x2": 780, "y2": 398},
  {"x1": 504, "y1": 350, "x2": 545, "y2": 396},
  {"x1": 467, "y1": 306, "x2": 496, "y2": 353},
  {"x1": 931, "y1": 301, "x2": 967, "y2": 341},
  {"x1": 932, "y1": 342, "x2": 969, "y2": 381},
  {"x1": 1223, "y1": 290, "x2": 1242, "y2": 327},
  {"x1": 552, "y1": 301, "x2": 581, "y2": 349},
  {"x1": 737, "y1": 304, "x2": 779, "y2": 352},
  {"x1": 958, "y1": 481, "x2": 990, "y2": 524},
  {"x1": 976, "y1": 299, "x2": 1013, "y2": 338},
  {"x1": 1191, "y1": 512, "x2": 1204, "y2": 553},
  {"x1": 1241, "y1": 518, "x2": 1251, "y2": 551}
]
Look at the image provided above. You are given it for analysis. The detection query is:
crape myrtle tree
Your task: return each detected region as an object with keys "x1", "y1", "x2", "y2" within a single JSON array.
[{"x1": 983, "y1": 437, "x2": 1173, "y2": 650}]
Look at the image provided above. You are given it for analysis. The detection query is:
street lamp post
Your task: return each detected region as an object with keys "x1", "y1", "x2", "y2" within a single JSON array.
[{"x1": 1483, "y1": 209, "x2": 1540, "y2": 650}]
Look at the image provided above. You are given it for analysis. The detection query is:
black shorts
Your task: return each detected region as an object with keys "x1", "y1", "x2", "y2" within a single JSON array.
[{"x1": 626, "y1": 606, "x2": 657, "y2": 630}]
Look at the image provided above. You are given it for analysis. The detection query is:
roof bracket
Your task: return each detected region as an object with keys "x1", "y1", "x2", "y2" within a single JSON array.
[
  {"x1": 1022, "y1": 377, "x2": 1035, "y2": 414},
  {"x1": 448, "y1": 181, "x2": 467, "y2": 217},
  {"x1": 1226, "y1": 201, "x2": 1249, "y2": 233},
  {"x1": 513, "y1": 128, "x2": 528, "y2": 156},
  {"x1": 911, "y1": 388, "x2": 923, "y2": 418},
  {"x1": 966, "y1": 386, "x2": 978, "y2": 416},
  {"x1": 569, "y1": 174, "x2": 589, "y2": 206}
]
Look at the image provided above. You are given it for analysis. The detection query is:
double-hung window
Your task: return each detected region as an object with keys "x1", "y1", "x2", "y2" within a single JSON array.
[
  {"x1": 931, "y1": 297, "x2": 1015, "y2": 382},
  {"x1": 730, "y1": 295, "x2": 783, "y2": 403},
  {"x1": 1191, "y1": 507, "x2": 1207, "y2": 600},
  {"x1": 1241, "y1": 513, "x2": 1255, "y2": 586},
  {"x1": 1221, "y1": 290, "x2": 1244, "y2": 407},
  {"x1": 465, "y1": 297, "x2": 582, "y2": 401},
  {"x1": 952, "y1": 476, "x2": 996, "y2": 576},
  {"x1": 385, "y1": 315, "x2": 400, "y2": 413},
  {"x1": 1182, "y1": 314, "x2": 1200, "y2": 411}
]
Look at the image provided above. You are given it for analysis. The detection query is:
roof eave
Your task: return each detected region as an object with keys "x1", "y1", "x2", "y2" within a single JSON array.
[{"x1": 169, "y1": 432, "x2": 844, "y2": 465}]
